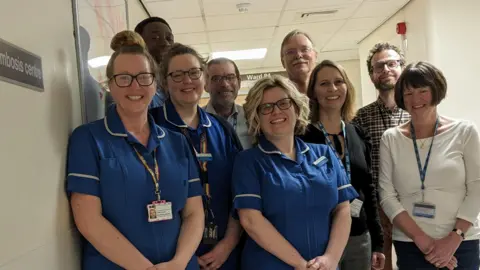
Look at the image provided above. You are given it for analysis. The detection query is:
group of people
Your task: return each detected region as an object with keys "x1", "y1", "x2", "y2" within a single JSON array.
[{"x1": 67, "y1": 15, "x2": 480, "y2": 270}]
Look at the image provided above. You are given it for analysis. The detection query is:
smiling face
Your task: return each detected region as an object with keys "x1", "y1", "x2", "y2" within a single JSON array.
[
  {"x1": 206, "y1": 61, "x2": 240, "y2": 109},
  {"x1": 403, "y1": 86, "x2": 436, "y2": 121},
  {"x1": 109, "y1": 54, "x2": 156, "y2": 116},
  {"x1": 166, "y1": 54, "x2": 205, "y2": 106},
  {"x1": 314, "y1": 66, "x2": 348, "y2": 113},
  {"x1": 370, "y1": 49, "x2": 403, "y2": 92},
  {"x1": 281, "y1": 34, "x2": 317, "y2": 81},
  {"x1": 258, "y1": 87, "x2": 298, "y2": 140}
]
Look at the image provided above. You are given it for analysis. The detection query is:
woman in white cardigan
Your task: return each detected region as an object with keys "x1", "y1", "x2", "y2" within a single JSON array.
[{"x1": 378, "y1": 61, "x2": 480, "y2": 270}]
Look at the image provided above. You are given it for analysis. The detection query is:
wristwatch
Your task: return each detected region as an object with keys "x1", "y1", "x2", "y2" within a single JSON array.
[{"x1": 452, "y1": 228, "x2": 465, "y2": 240}]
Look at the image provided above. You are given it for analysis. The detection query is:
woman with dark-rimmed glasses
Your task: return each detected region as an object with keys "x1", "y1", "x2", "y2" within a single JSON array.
[
  {"x1": 150, "y1": 43, "x2": 243, "y2": 270},
  {"x1": 66, "y1": 31, "x2": 205, "y2": 270},
  {"x1": 232, "y1": 75, "x2": 358, "y2": 270}
]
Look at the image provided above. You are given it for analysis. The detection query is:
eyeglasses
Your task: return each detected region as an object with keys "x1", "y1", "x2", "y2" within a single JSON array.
[
  {"x1": 372, "y1": 60, "x2": 401, "y2": 73},
  {"x1": 258, "y1": 98, "x2": 294, "y2": 115},
  {"x1": 283, "y1": 47, "x2": 313, "y2": 59},
  {"x1": 210, "y1": 74, "x2": 237, "y2": 84},
  {"x1": 167, "y1": 68, "x2": 203, "y2": 83},
  {"x1": 111, "y1": 73, "x2": 155, "y2": 88}
]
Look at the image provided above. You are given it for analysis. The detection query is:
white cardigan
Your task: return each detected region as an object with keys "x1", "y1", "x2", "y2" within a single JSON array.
[{"x1": 379, "y1": 119, "x2": 480, "y2": 241}]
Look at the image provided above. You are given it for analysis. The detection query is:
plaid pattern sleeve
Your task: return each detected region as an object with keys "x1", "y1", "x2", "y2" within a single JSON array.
[{"x1": 352, "y1": 99, "x2": 410, "y2": 185}]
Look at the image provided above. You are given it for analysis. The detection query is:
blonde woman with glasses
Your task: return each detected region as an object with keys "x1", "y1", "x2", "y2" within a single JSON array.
[{"x1": 232, "y1": 75, "x2": 358, "y2": 270}]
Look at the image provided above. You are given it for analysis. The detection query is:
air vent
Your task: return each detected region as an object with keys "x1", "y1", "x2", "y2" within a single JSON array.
[{"x1": 299, "y1": 9, "x2": 338, "y2": 19}]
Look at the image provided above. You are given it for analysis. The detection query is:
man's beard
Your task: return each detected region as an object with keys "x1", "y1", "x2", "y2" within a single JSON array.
[{"x1": 374, "y1": 80, "x2": 396, "y2": 92}]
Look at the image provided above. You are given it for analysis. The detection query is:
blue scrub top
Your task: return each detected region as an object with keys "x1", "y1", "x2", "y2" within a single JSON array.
[
  {"x1": 232, "y1": 136, "x2": 358, "y2": 270},
  {"x1": 66, "y1": 106, "x2": 203, "y2": 270},
  {"x1": 150, "y1": 99, "x2": 241, "y2": 269}
]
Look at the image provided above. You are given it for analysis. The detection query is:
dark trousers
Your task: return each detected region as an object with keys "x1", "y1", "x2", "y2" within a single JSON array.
[{"x1": 394, "y1": 240, "x2": 480, "y2": 270}]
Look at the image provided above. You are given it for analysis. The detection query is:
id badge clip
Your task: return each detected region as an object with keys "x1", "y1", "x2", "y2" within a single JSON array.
[
  {"x1": 350, "y1": 199, "x2": 363, "y2": 218},
  {"x1": 413, "y1": 202, "x2": 436, "y2": 219},
  {"x1": 147, "y1": 200, "x2": 173, "y2": 222},
  {"x1": 203, "y1": 221, "x2": 218, "y2": 245},
  {"x1": 197, "y1": 153, "x2": 213, "y2": 162}
]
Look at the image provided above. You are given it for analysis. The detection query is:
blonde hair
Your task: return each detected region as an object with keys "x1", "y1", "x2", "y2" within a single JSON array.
[
  {"x1": 243, "y1": 75, "x2": 310, "y2": 143},
  {"x1": 307, "y1": 60, "x2": 356, "y2": 123}
]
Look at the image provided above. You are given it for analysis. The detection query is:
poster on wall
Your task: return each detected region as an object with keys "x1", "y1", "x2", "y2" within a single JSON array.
[{"x1": 0, "y1": 38, "x2": 44, "y2": 92}]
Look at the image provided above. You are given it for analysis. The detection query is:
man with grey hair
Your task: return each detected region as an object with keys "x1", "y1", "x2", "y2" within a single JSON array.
[{"x1": 204, "y1": 57, "x2": 252, "y2": 149}]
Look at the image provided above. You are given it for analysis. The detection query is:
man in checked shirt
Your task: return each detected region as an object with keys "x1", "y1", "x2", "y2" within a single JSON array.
[{"x1": 352, "y1": 42, "x2": 410, "y2": 270}]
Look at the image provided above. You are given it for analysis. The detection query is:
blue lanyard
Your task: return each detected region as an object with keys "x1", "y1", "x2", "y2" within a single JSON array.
[
  {"x1": 411, "y1": 118, "x2": 439, "y2": 202},
  {"x1": 317, "y1": 121, "x2": 351, "y2": 181},
  {"x1": 231, "y1": 114, "x2": 238, "y2": 131}
]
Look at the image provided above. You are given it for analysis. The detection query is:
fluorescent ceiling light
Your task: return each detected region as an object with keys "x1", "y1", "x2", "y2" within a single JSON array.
[
  {"x1": 211, "y1": 48, "x2": 267, "y2": 61},
  {"x1": 88, "y1": 56, "x2": 111, "y2": 68}
]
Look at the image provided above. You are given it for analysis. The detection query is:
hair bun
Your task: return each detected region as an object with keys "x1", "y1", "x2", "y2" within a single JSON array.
[{"x1": 110, "y1": 30, "x2": 146, "y2": 52}]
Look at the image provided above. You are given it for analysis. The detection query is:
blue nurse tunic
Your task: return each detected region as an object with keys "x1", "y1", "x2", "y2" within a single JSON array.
[
  {"x1": 232, "y1": 136, "x2": 358, "y2": 270},
  {"x1": 149, "y1": 99, "x2": 241, "y2": 269},
  {"x1": 66, "y1": 106, "x2": 203, "y2": 269}
]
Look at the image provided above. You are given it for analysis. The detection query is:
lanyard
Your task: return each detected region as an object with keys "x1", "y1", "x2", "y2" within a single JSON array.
[
  {"x1": 231, "y1": 114, "x2": 238, "y2": 131},
  {"x1": 181, "y1": 128, "x2": 211, "y2": 197},
  {"x1": 317, "y1": 121, "x2": 351, "y2": 181},
  {"x1": 411, "y1": 118, "x2": 439, "y2": 202},
  {"x1": 133, "y1": 147, "x2": 161, "y2": 201},
  {"x1": 377, "y1": 104, "x2": 404, "y2": 129}
]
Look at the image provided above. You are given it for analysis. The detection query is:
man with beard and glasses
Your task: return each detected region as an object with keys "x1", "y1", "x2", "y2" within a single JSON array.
[
  {"x1": 204, "y1": 58, "x2": 253, "y2": 149},
  {"x1": 352, "y1": 42, "x2": 410, "y2": 270}
]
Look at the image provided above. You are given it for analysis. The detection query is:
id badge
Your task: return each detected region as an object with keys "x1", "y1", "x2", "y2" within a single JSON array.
[
  {"x1": 197, "y1": 153, "x2": 213, "y2": 162},
  {"x1": 350, "y1": 199, "x2": 363, "y2": 218},
  {"x1": 147, "y1": 200, "x2": 173, "y2": 222},
  {"x1": 413, "y1": 202, "x2": 436, "y2": 219},
  {"x1": 202, "y1": 222, "x2": 218, "y2": 245}
]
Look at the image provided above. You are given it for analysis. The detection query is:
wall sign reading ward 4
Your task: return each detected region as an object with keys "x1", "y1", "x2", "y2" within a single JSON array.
[{"x1": 0, "y1": 38, "x2": 44, "y2": 91}]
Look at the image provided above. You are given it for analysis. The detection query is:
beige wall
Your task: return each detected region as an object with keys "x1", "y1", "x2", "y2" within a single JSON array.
[{"x1": 0, "y1": 0, "x2": 82, "y2": 269}]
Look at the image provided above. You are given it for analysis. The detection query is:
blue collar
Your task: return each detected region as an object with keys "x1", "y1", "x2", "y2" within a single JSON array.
[
  {"x1": 104, "y1": 106, "x2": 166, "y2": 148},
  {"x1": 163, "y1": 98, "x2": 212, "y2": 129},
  {"x1": 257, "y1": 136, "x2": 310, "y2": 162}
]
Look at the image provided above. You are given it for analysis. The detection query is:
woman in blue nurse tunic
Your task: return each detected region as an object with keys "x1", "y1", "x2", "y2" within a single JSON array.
[
  {"x1": 149, "y1": 43, "x2": 243, "y2": 270},
  {"x1": 66, "y1": 31, "x2": 204, "y2": 270},
  {"x1": 233, "y1": 75, "x2": 358, "y2": 270}
]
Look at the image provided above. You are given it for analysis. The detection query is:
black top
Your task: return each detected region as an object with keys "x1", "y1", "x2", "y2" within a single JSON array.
[{"x1": 299, "y1": 123, "x2": 384, "y2": 253}]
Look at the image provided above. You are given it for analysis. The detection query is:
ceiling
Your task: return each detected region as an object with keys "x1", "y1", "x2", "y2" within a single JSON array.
[{"x1": 78, "y1": 0, "x2": 410, "y2": 79}]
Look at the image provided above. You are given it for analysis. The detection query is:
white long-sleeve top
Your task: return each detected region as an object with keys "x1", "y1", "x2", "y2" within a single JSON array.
[{"x1": 379, "y1": 119, "x2": 480, "y2": 241}]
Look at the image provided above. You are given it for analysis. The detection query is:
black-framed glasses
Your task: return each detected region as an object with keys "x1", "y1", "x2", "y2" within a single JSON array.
[
  {"x1": 258, "y1": 98, "x2": 294, "y2": 115},
  {"x1": 167, "y1": 68, "x2": 203, "y2": 83},
  {"x1": 210, "y1": 74, "x2": 237, "y2": 83},
  {"x1": 111, "y1": 73, "x2": 155, "y2": 88},
  {"x1": 372, "y1": 60, "x2": 401, "y2": 73}
]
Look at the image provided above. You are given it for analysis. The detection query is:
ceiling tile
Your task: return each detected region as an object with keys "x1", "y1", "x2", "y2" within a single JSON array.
[
  {"x1": 168, "y1": 17, "x2": 205, "y2": 34},
  {"x1": 285, "y1": 0, "x2": 362, "y2": 11},
  {"x1": 210, "y1": 39, "x2": 271, "y2": 52},
  {"x1": 272, "y1": 21, "x2": 345, "y2": 47},
  {"x1": 261, "y1": 45, "x2": 283, "y2": 69},
  {"x1": 206, "y1": 13, "x2": 279, "y2": 31},
  {"x1": 353, "y1": 0, "x2": 410, "y2": 18},
  {"x1": 145, "y1": 0, "x2": 201, "y2": 19},
  {"x1": 175, "y1": 32, "x2": 208, "y2": 44},
  {"x1": 322, "y1": 41, "x2": 358, "y2": 51},
  {"x1": 203, "y1": 1, "x2": 284, "y2": 16},
  {"x1": 208, "y1": 27, "x2": 275, "y2": 43},
  {"x1": 342, "y1": 17, "x2": 385, "y2": 31},
  {"x1": 190, "y1": 44, "x2": 211, "y2": 54},
  {"x1": 279, "y1": 4, "x2": 358, "y2": 25},
  {"x1": 235, "y1": 59, "x2": 265, "y2": 71}
]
